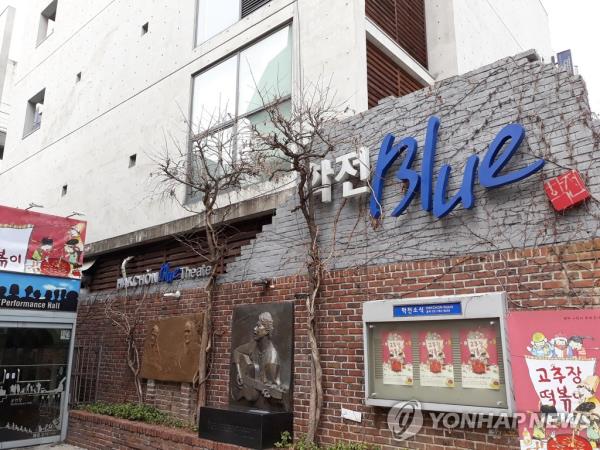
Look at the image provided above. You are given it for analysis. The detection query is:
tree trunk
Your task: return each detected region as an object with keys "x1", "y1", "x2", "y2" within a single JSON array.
[
  {"x1": 197, "y1": 311, "x2": 210, "y2": 409},
  {"x1": 306, "y1": 306, "x2": 323, "y2": 442},
  {"x1": 197, "y1": 279, "x2": 214, "y2": 415}
]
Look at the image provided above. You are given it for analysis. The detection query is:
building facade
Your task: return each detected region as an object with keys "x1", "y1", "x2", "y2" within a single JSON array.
[
  {"x1": 0, "y1": 0, "x2": 550, "y2": 245},
  {"x1": 2, "y1": 2, "x2": 584, "y2": 449},
  {"x1": 66, "y1": 49, "x2": 600, "y2": 450}
]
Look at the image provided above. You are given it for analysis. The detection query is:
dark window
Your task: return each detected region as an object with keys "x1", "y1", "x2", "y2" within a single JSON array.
[
  {"x1": 23, "y1": 89, "x2": 45, "y2": 137},
  {"x1": 0, "y1": 131, "x2": 5, "y2": 159},
  {"x1": 37, "y1": 0, "x2": 57, "y2": 45},
  {"x1": 129, "y1": 154, "x2": 137, "y2": 168},
  {"x1": 141, "y1": 22, "x2": 149, "y2": 35},
  {"x1": 61, "y1": 184, "x2": 68, "y2": 196}
]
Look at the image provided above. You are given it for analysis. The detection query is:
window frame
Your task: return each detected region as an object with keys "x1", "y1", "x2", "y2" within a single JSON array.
[
  {"x1": 193, "y1": 0, "x2": 272, "y2": 47},
  {"x1": 36, "y1": 0, "x2": 58, "y2": 47},
  {"x1": 187, "y1": 23, "x2": 293, "y2": 200},
  {"x1": 23, "y1": 88, "x2": 46, "y2": 139}
]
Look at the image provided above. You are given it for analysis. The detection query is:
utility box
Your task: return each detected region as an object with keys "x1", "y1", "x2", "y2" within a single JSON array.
[{"x1": 363, "y1": 292, "x2": 514, "y2": 414}]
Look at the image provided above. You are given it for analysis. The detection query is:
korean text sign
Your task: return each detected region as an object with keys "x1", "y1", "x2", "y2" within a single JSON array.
[
  {"x1": 508, "y1": 310, "x2": 600, "y2": 450},
  {"x1": 0, "y1": 205, "x2": 86, "y2": 280}
]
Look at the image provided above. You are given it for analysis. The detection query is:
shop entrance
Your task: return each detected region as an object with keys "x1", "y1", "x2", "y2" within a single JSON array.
[{"x1": 0, "y1": 313, "x2": 75, "y2": 449}]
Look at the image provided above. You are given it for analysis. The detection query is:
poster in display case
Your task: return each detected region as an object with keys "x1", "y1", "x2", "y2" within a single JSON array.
[
  {"x1": 363, "y1": 292, "x2": 514, "y2": 414},
  {"x1": 419, "y1": 330, "x2": 454, "y2": 388}
]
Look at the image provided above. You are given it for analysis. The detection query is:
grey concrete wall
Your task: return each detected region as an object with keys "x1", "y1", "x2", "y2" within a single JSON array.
[{"x1": 223, "y1": 51, "x2": 600, "y2": 283}]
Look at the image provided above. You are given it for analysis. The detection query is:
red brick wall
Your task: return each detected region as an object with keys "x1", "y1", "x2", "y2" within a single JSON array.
[
  {"x1": 67, "y1": 410, "x2": 246, "y2": 450},
  {"x1": 72, "y1": 238, "x2": 600, "y2": 449}
]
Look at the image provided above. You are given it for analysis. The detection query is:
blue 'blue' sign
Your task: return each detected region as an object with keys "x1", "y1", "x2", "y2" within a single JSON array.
[
  {"x1": 369, "y1": 116, "x2": 545, "y2": 219},
  {"x1": 393, "y1": 302, "x2": 462, "y2": 317}
]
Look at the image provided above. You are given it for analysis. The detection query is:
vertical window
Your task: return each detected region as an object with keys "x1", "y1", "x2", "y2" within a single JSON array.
[
  {"x1": 195, "y1": 0, "x2": 272, "y2": 46},
  {"x1": 192, "y1": 26, "x2": 291, "y2": 133},
  {"x1": 238, "y1": 27, "x2": 292, "y2": 114},
  {"x1": 23, "y1": 89, "x2": 45, "y2": 137},
  {"x1": 37, "y1": 0, "x2": 57, "y2": 45},
  {"x1": 0, "y1": 131, "x2": 5, "y2": 159},
  {"x1": 196, "y1": 0, "x2": 238, "y2": 45},
  {"x1": 190, "y1": 25, "x2": 292, "y2": 179},
  {"x1": 192, "y1": 55, "x2": 238, "y2": 130}
]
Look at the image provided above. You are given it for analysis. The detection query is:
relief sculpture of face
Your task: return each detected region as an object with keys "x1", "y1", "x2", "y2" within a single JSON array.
[{"x1": 183, "y1": 321, "x2": 193, "y2": 345}]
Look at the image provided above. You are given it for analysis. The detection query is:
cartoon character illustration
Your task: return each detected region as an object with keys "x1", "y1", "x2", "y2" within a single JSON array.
[
  {"x1": 550, "y1": 334, "x2": 569, "y2": 358},
  {"x1": 63, "y1": 223, "x2": 84, "y2": 276},
  {"x1": 527, "y1": 332, "x2": 553, "y2": 357},
  {"x1": 585, "y1": 418, "x2": 600, "y2": 448},
  {"x1": 574, "y1": 375, "x2": 600, "y2": 413},
  {"x1": 568, "y1": 336, "x2": 591, "y2": 358},
  {"x1": 466, "y1": 330, "x2": 490, "y2": 374},
  {"x1": 424, "y1": 332, "x2": 445, "y2": 374},
  {"x1": 30, "y1": 237, "x2": 53, "y2": 273},
  {"x1": 386, "y1": 333, "x2": 406, "y2": 372}
]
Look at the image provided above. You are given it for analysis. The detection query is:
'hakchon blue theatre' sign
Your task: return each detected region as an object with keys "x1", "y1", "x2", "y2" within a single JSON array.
[{"x1": 393, "y1": 302, "x2": 463, "y2": 317}]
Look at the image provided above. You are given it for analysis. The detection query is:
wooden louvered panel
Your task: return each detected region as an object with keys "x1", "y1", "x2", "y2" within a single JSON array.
[
  {"x1": 86, "y1": 214, "x2": 273, "y2": 292},
  {"x1": 241, "y1": 0, "x2": 270, "y2": 18},
  {"x1": 367, "y1": 40, "x2": 423, "y2": 108},
  {"x1": 366, "y1": 0, "x2": 428, "y2": 68}
]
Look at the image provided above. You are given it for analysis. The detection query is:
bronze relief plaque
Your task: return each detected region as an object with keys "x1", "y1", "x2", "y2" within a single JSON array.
[
  {"x1": 140, "y1": 313, "x2": 204, "y2": 383},
  {"x1": 229, "y1": 302, "x2": 293, "y2": 412}
]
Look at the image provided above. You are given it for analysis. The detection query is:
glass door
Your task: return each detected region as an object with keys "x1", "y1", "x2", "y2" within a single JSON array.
[{"x1": 0, "y1": 325, "x2": 73, "y2": 447}]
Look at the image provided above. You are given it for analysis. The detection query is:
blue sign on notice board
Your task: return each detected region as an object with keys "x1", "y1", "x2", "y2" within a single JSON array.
[{"x1": 393, "y1": 302, "x2": 462, "y2": 318}]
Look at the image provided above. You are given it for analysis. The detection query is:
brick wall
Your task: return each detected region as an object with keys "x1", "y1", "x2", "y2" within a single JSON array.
[
  {"x1": 67, "y1": 410, "x2": 246, "y2": 450},
  {"x1": 70, "y1": 51, "x2": 600, "y2": 449},
  {"x1": 72, "y1": 237, "x2": 600, "y2": 449}
]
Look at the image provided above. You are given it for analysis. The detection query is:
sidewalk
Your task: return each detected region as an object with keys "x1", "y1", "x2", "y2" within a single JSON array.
[{"x1": 24, "y1": 445, "x2": 84, "y2": 450}]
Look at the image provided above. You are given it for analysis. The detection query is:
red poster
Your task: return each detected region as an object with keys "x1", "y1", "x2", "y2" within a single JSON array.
[
  {"x1": 419, "y1": 330, "x2": 454, "y2": 388},
  {"x1": 382, "y1": 330, "x2": 413, "y2": 385},
  {"x1": 0, "y1": 206, "x2": 86, "y2": 279},
  {"x1": 509, "y1": 310, "x2": 600, "y2": 450},
  {"x1": 460, "y1": 327, "x2": 500, "y2": 390}
]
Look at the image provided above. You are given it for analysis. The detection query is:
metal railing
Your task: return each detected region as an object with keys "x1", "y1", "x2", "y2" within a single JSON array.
[{"x1": 69, "y1": 342, "x2": 102, "y2": 406}]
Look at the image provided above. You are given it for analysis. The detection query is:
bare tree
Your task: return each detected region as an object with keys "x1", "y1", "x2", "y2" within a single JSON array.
[
  {"x1": 153, "y1": 113, "x2": 263, "y2": 412},
  {"x1": 104, "y1": 256, "x2": 150, "y2": 403},
  {"x1": 247, "y1": 83, "x2": 353, "y2": 442}
]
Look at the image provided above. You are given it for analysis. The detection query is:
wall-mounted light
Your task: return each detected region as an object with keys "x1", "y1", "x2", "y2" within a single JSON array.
[
  {"x1": 253, "y1": 278, "x2": 274, "y2": 289},
  {"x1": 163, "y1": 290, "x2": 181, "y2": 299}
]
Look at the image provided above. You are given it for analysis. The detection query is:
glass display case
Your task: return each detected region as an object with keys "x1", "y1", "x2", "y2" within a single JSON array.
[{"x1": 363, "y1": 292, "x2": 514, "y2": 414}]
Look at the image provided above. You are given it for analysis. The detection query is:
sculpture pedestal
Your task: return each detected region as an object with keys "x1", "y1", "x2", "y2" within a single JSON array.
[{"x1": 199, "y1": 405, "x2": 292, "y2": 449}]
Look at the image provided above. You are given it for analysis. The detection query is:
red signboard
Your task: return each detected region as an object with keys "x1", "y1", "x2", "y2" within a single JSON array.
[
  {"x1": 544, "y1": 170, "x2": 591, "y2": 212},
  {"x1": 0, "y1": 206, "x2": 86, "y2": 279}
]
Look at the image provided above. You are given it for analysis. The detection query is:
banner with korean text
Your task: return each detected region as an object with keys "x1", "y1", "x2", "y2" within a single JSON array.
[{"x1": 509, "y1": 310, "x2": 600, "y2": 450}]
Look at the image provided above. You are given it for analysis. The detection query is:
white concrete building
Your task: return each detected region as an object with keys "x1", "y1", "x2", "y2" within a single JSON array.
[{"x1": 0, "y1": 0, "x2": 551, "y2": 247}]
